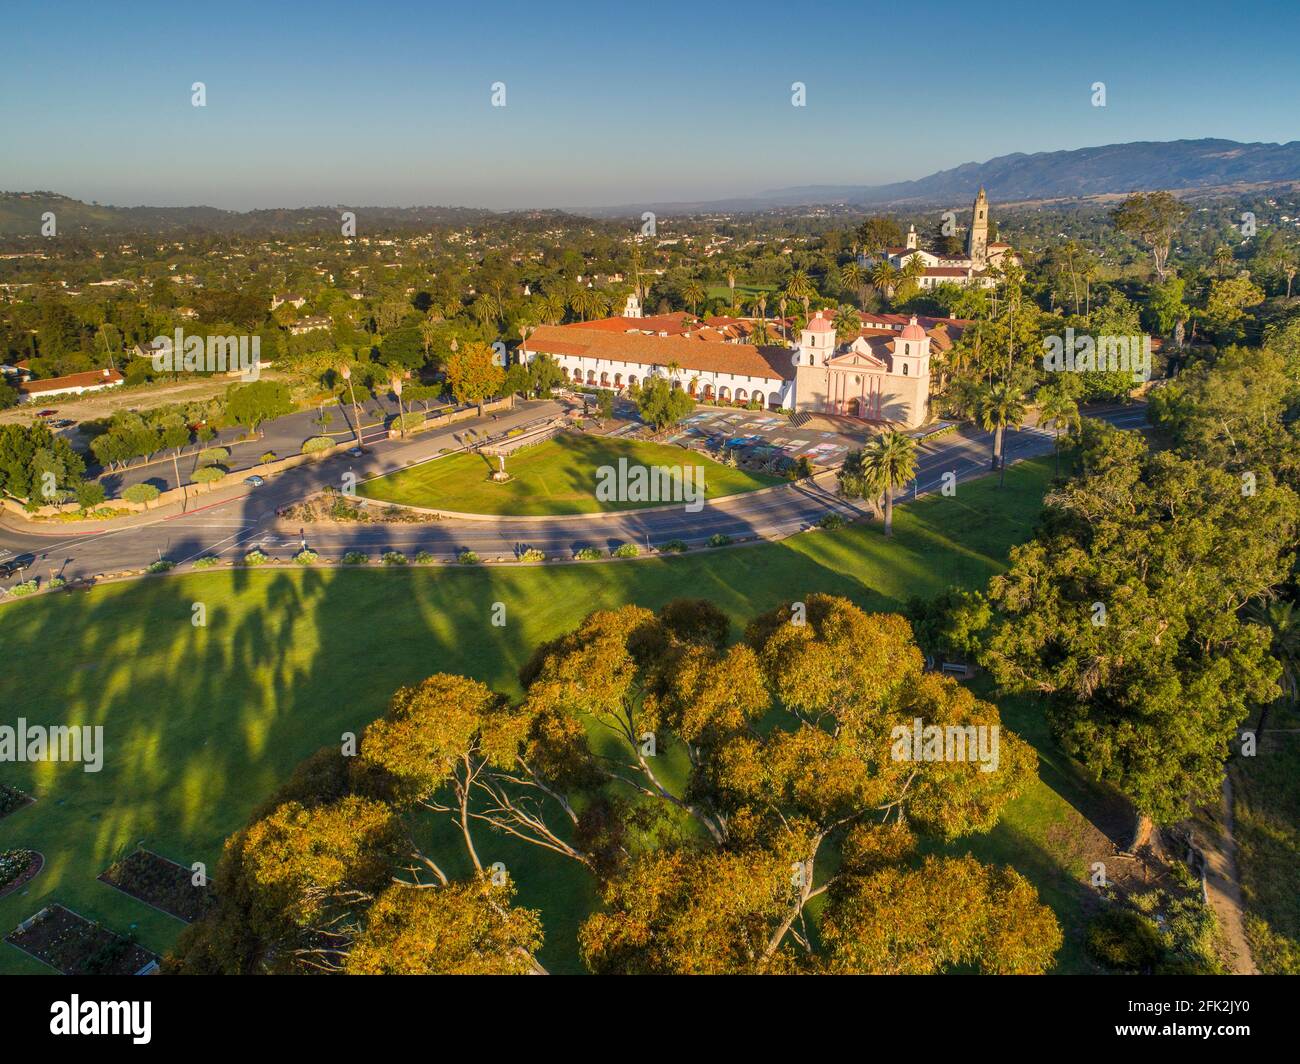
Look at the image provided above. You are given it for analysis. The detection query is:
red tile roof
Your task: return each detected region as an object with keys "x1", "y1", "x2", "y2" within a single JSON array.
[
  {"x1": 19, "y1": 368, "x2": 124, "y2": 394},
  {"x1": 566, "y1": 313, "x2": 696, "y2": 336},
  {"x1": 525, "y1": 324, "x2": 792, "y2": 381}
]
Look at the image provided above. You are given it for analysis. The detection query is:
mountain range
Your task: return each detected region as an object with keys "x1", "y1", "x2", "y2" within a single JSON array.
[
  {"x1": 752, "y1": 138, "x2": 1300, "y2": 207},
  {"x1": 3, "y1": 139, "x2": 1299, "y2": 235}
]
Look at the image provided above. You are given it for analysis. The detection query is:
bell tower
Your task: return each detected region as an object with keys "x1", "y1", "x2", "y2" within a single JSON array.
[{"x1": 967, "y1": 187, "x2": 989, "y2": 268}]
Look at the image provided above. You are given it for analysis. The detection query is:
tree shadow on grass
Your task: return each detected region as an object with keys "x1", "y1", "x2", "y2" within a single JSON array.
[{"x1": 0, "y1": 455, "x2": 1103, "y2": 975}]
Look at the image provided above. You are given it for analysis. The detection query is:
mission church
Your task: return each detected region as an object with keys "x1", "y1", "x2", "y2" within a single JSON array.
[
  {"x1": 519, "y1": 192, "x2": 1006, "y2": 428},
  {"x1": 869, "y1": 188, "x2": 1019, "y2": 290}
]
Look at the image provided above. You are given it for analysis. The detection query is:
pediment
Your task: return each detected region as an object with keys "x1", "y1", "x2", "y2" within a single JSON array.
[{"x1": 828, "y1": 349, "x2": 887, "y2": 370}]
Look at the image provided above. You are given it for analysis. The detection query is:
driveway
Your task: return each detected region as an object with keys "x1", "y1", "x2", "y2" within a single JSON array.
[{"x1": 0, "y1": 403, "x2": 1147, "y2": 584}]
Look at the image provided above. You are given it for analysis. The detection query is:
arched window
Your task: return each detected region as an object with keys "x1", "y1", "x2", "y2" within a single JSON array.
[{"x1": 902, "y1": 364, "x2": 909, "y2": 376}]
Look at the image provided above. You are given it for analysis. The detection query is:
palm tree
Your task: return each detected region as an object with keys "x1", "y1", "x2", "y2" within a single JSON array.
[
  {"x1": 681, "y1": 280, "x2": 706, "y2": 317},
  {"x1": 727, "y1": 271, "x2": 737, "y2": 311},
  {"x1": 1213, "y1": 244, "x2": 1234, "y2": 278},
  {"x1": 1036, "y1": 382, "x2": 1081, "y2": 476},
  {"x1": 340, "y1": 364, "x2": 364, "y2": 449},
  {"x1": 834, "y1": 304, "x2": 861, "y2": 345},
  {"x1": 895, "y1": 255, "x2": 925, "y2": 302},
  {"x1": 1080, "y1": 258, "x2": 1098, "y2": 317},
  {"x1": 870, "y1": 261, "x2": 900, "y2": 300},
  {"x1": 785, "y1": 270, "x2": 815, "y2": 307},
  {"x1": 860, "y1": 429, "x2": 918, "y2": 536},
  {"x1": 390, "y1": 376, "x2": 406, "y2": 437},
  {"x1": 419, "y1": 313, "x2": 439, "y2": 363},
  {"x1": 1286, "y1": 263, "x2": 1297, "y2": 300},
  {"x1": 569, "y1": 288, "x2": 595, "y2": 322},
  {"x1": 838, "y1": 261, "x2": 867, "y2": 306},
  {"x1": 539, "y1": 291, "x2": 566, "y2": 324},
  {"x1": 777, "y1": 295, "x2": 789, "y2": 343},
  {"x1": 973, "y1": 379, "x2": 1027, "y2": 487}
]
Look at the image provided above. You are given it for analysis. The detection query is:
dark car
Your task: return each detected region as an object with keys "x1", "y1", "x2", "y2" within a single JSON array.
[
  {"x1": 346, "y1": 447, "x2": 364, "y2": 458},
  {"x1": 36, "y1": 409, "x2": 57, "y2": 417},
  {"x1": 0, "y1": 556, "x2": 33, "y2": 579}
]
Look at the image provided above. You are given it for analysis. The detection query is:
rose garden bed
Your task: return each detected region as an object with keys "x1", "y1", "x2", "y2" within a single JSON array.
[
  {"x1": 0, "y1": 783, "x2": 33, "y2": 819},
  {"x1": 97, "y1": 849, "x2": 216, "y2": 923},
  {"x1": 0, "y1": 850, "x2": 43, "y2": 899},
  {"x1": 5, "y1": 904, "x2": 158, "y2": 975}
]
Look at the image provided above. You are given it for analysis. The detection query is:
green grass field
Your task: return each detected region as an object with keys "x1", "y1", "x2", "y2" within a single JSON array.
[
  {"x1": 357, "y1": 433, "x2": 782, "y2": 514},
  {"x1": 705, "y1": 282, "x2": 778, "y2": 306},
  {"x1": 1233, "y1": 699, "x2": 1300, "y2": 973},
  {"x1": 0, "y1": 457, "x2": 1119, "y2": 973}
]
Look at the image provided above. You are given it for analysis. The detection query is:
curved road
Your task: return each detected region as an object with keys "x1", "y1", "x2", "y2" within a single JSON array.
[{"x1": 0, "y1": 403, "x2": 1148, "y2": 583}]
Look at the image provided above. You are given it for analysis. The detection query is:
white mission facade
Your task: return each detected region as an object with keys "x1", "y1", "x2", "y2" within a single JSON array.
[{"x1": 520, "y1": 300, "x2": 967, "y2": 429}]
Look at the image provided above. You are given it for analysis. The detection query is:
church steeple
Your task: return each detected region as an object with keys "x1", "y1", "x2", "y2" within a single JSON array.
[{"x1": 967, "y1": 187, "x2": 989, "y2": 268}]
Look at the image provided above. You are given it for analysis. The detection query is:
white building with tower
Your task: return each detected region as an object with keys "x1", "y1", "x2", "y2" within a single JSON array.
[{"x1": 520, "y1": 309, "x2": 946, "y2": 428}]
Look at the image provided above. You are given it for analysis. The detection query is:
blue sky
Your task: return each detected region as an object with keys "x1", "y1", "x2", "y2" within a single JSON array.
[{"x1": 2, "y1": 0, "x2": 1297, "y2": 210}]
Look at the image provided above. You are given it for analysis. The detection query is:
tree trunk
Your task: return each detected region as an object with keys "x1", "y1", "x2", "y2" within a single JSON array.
[
  {"x1": 1126, "y1": 811, "x2": 1154, "y2": 854},
  {"x1": 883, "y1": 488, "x2": 893, "y2": 536}
]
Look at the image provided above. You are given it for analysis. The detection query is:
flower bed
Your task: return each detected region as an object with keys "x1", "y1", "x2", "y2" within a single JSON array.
[
  {"x1": 97, "y1": 849, "x2": 216, "y2": 923},
  {"x1": 5, "y1": 904, "x2": 158, "y2": 975},
  {"x1": 0, "y1": 782, "x2": 32, "y2": 819},
  {"x1": 0, "y1": 850, "x2": 42, "y2": 899}
]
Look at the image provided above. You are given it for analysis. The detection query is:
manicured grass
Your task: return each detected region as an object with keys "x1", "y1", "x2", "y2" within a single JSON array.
[
  {"x1": 1233, "y1": 700, "x2": 1300, "y2": 973},
  {"x1": 705, "y1": 283, "x2": 777, "y2": 304},
  {"x1": 357, "y1": 432, "x2": 783, "y2": 514},
  {"x1": 0, "y1": 457, "x2": 1109, "y2": 973}
]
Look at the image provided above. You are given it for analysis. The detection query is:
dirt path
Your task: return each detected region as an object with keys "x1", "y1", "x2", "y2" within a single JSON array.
[{"x1": 1199, "y1": 774, "x2": 1259, "y2": 975}]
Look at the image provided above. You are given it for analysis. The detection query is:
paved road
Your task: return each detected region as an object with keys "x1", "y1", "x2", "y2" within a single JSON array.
[
  {"x1": 0, "y1": 403, "x2": 1148, "y2": 585},
  {"x1": 83, "y1": 392, "x2": 458, "y2": 495}
]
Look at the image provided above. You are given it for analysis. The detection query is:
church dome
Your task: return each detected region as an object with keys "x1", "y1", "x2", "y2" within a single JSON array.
[
  {"x1": 900, "y1": 315, "x2": 926, "y2": 340},
  {"x1": 806, "y1": 311, "x2": 834, "y2": 333}
]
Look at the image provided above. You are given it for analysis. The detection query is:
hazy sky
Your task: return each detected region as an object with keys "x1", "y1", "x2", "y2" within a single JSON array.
[{"x1": 2, "y1": 0, "x2": 1297, "y2": 210}]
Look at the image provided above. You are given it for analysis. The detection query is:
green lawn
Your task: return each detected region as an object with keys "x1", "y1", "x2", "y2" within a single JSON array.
[
  {"x1": 0, "y1": 457, "x2": 1115, "y2": 973},
  {"x1": 1233, "y1": 699, "x2": 1300, "y2": 973},
  {"x1": 358, "y1": 433, "x2": 782, "y2": 515},
  {"x1": 706, "y1": 282, "x2": 778, "y2": 306}
]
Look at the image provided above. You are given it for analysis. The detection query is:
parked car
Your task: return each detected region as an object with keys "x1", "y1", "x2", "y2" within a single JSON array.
[
  {"x1": 36, "y1": 409, "x2": 57, "y2": 417},
  {"x1": 346, "y1": 447, "x2": 364, "y2": 458},
  {"x1": 51, "y1": 419, "x2": 75, "y2": 428},
  {"x1": 0, "y1": 556, "x2": 33, "y2": 579},
  {"x1": 244, "y1": 475, "x2": 265, "y2": 487}
]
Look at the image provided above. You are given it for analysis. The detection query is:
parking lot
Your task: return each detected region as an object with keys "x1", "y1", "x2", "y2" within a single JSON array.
[{"x1": 662, "y1": 409, "x2": 865, "y2": 471}]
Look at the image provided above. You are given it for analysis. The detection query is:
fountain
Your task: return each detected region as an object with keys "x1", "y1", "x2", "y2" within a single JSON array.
[{"x1": 490, "y1": 453, "x2": 511, "y2": 482}]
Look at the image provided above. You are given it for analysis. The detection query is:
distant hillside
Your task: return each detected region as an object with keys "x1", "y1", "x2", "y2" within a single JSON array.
[
  {"x1": 759, "y1": 139, "x2": 1300, "y2": 206},
  {"x1": 0, "y1": 192, "x2": 500, "y2": 236},
  {"x1": 7, "y1": 140, "x2": 1300, "y2": 231}
]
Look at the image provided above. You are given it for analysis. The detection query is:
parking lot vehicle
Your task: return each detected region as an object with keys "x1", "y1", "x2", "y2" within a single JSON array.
[
  {"x1": 347, "y1": 447, "x2": 364, "y2": 457},
  {"x1": 36, "y1": 409, "x2": 57, "y2": 417},
  {"x1": 0, "y1": 556, "x2": 33, "y2": 579},
  {"x1": 244, "y1": 475, "x2": 265, "y2": 487}
]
